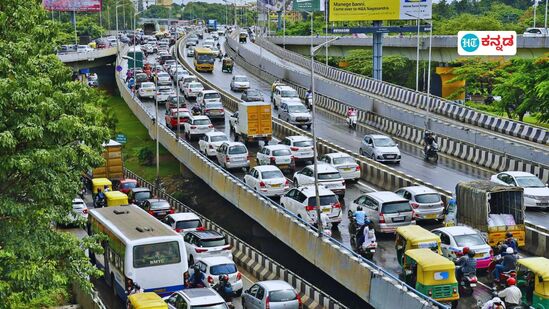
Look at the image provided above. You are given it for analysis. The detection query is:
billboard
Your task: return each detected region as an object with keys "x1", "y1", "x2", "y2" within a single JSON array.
[
  {"x1": 329, "y1": 0, "x2": 432, "y2": 22},
  {"x1": 43, "y1": 0, "x2": 102, "y2": 12},
  {"x1": 259, "y1": 0, "x2": 292, "y2": 11},
  {"x1": 458, "y1": 31, "x2": 517, "y2": 56},
  {"x1": 292, "y1": 0, "x2": 323, "y2": 12}
]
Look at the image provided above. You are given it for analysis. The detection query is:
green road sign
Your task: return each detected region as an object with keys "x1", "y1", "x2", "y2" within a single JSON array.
[
  {"x1": 115, "y1": 133, "x2": 127, "y2": 144},
  {"x1": 293, "y1": 0, "x2": 321, "y2": 12}
]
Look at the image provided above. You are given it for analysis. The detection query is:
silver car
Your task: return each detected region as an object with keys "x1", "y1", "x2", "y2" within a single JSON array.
[
  {"x1": 216, "y1": 142, "x2": 250, "y2": 171},
  {"x1": 279, "y1": 101, "x2": 312, "y2": 129},
  {"x1": 395, "y1": 186, "x2": 445, "y2": 221},
  {"x1": 242, "y1": 280, "x2": 301, "y2": 309},
  {"x1": 349, "y1": 191, "x2": 415, "y2": 233},
  {"x1": 359, "y1": 134, "x2": 401, "y2": 163}
]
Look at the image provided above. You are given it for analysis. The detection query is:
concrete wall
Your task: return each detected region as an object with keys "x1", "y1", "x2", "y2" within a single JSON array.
[{"x1": 57, "y1": 47, "x2": 117, "y2": 63}]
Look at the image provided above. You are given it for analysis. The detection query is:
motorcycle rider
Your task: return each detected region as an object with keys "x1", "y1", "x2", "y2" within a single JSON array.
[
  {"x1": 361, "y1": 221, "x2": 376, "y2": 251},
  {"x1": 189, "y1": 264, "x2": 205, "y2": 288},
  {"x1": 492, "y1": 247, "x2": 517, "y2": 283},
  {"x1": 503, "y1": 232, "x2": 519, "y2": 254},
  {"x1": 498, "y1": 277, "x2": 522, "y2": 308},
  {"x1": 481, "y1": 297, "x2": 506, "y2": 309},
  {"x1": 191, "y1": 104, "x2": 202, "y2": 115},
  {"x1": 95, "y1": 188, "x2": 106, "y2": 208},
  {"x1": 213, "y1": 274, "x2": 234, "y2": 302},
  {"x1": 455, "y1": 247, "x2": 477, "y2": 283},
  {"x1": 423, "y1": 131, "x2": 435, "y2": 154},
  {"x1": 305, "y1": 89, "x2": 312, "y2": 103},
  {"x1": 354, "y1": 206, "x2": 367, "y2": 228}
]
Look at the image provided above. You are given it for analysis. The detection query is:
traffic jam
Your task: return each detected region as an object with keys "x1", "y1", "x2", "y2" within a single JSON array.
[{"x1": 75, "y1": 24, "x2": 549, "y2": 309}]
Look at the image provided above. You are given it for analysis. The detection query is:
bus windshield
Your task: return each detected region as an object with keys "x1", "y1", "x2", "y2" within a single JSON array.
[
  {"x1": 133, "y1": 241, "x2": 181, "y2": 268},
  {"x1": 196, "y1": 54, "x2": 214, "y2": 64}
]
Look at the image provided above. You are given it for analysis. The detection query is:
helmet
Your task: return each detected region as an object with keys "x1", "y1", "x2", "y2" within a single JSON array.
[
  {"x1": 467, "y1": 249, "x2": 475, "y2": 258},
  {"x1": 357, "y1": 206, "x2": 363, "y2": 211},
  {"x1": 492, "y1": 297, "x2": 503, "y2": 304},
  {"x1": 506, "y1": 232, "x2": 513, "y2": 238},
  {"x1": 193, "y1": 264, "x2": 200, "y2": 272},
  {"x1": 506, "y1": 247, "x2": 514, "y2": 254},
  {"x1": 507, "y1": 277, "x2": 516, "y2": 286},
  {"x1": 462, "y1": 247, "x2": 470, "y2": 255},
  {"x1": 218, "y1": 275, "x2": 225, "y2": 282}
]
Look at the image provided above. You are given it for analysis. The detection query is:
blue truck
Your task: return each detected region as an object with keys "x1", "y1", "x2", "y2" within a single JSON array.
[{"x1": 207, "y1": 19, "x2": 217, "y2": 32}]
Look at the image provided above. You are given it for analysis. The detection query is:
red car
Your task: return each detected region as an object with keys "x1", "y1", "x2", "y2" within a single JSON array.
[
  {"x1": 118, "y1": 178, "x2": 137, "y2": 194},
  {"x1": 165, "y1": 108, "x2": 191, "y2": 130}
]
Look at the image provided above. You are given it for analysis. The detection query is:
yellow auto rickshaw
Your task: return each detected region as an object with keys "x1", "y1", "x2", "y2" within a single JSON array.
[
  {"x1": 403, "y1": 249, "x2": 459, "y2": 304},
  {"x1": 104, "y1": 191, "x2": 129, "y2": 207},
  {"x1": 128, "y1": 292, "x2": 168, "y2": 309},
  {"x1": 92, "y1": 178, "x2": 112, "y2": 195},
  {"x1": 516, "y1": 257, "x2": 549, "y2": 308},
  {"x1": 222, "y1": 57, "x2": 233, "y2": 73},
  {"x1": 239, "y1": 32, "x2": 247, "y2": 43},
  {"x1": 396, "y1": 225, "x2": 442, "y2": 266}
]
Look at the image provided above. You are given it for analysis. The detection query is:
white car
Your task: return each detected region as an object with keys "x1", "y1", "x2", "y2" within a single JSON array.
[
  {"x1": 142, "y1": 43, "x2": 155, "y2": 54},
  {"x1": 280, "y1": 136, "x2": 314, "y2": 163},
  {"x1": 256, "y1": 144, "x2": 295, "y2": 172},
  {"x1": 203, "y1": 38, "x2": 215, "y2": 46},
  {"x1": 196, "y1": 90, "x2": 222, "y2": 106},
  {"x1": 523, "y1": 27, "x2": 548, "y2": 37},
  {"x1": 155, "y1": 71, "x2": 172, "y2": 86},
  {"x1": 490, "y1": 171, "x2": 549, "y2": 208},
  {"x1": 187, "y1": 46, "x2": 195, "y2": 57},
  {"x1": 210, "y1": 47, "x2": 221, "y2": 57},
  {"x1": 183, "y1": 230, "x2": 232, "y2": 265},
  {"x1": 192, "y1": 256, "x2": 244, "y2": 296},
  {"x1": 202, "y1": 102, "x2": 225, "y2": 120},
  {"x1": 230, "y1": 75, "x2": 250, "y2": 92},
  {"x1": 183, "y1": 82, "x2": 205, "y2": 99},
  {"x1": 179, "y1": 75, "x2": 198, "y2": 91},
  {"x1": 76, "y1": 45, "x2": 94, "y2": 52},
  {"x1": 395, "y1": 186, "x2": 445, "y2": 220},
  {"x1": 216, "y1": 142, "x2": 250, "y2": 171},
  {"x1": 154, "y1": 85, "x2": 176, "y2": 102},
  {"x1": 184, "y1": 115, "x2": 214, "y2": 140},
  {"x1": 165, "y1": 289, "x2": 229, "y2": 309},
  {"x1": 280, "y1": 185, "x2": 342, "y2": 227},
  {"x1": 169, "y1": 65, "x2": 187, "y2": 78},
  {"x1": 319, "y1": 152, "x2": 360, "y2": 181},
  {"x1": 138, "y1": 82, "x2": 155, "y2": 99},
  {"x1": 293, "y1": 164, "x2": 346, "y2": 197},
  {"x1": 199, "y1": 131, "x2": 229, "y2": 156},
  {"x1": 244, "y1": 165, "x2": 289, "y2": 197},
  {"x1": 272, "y1": 85, "x2": 301, "y2": 109},
  {"x1": 359, "y1": 134, "x2": 401, "y2": 163},
  {"x1": 163, "y1": 212, "x2": 204, "y2": 234},
  {"x1": 66, "y1": 198, "x2": 88, "y2": 224},
  {"x1": 163, "y1": 59, "x2": 177, "y2": 72},
  {"x1": 278, "y1": 101, "x2": 312, "y2": 128},
  {"x1": 432, "y1": 226, "x2": 493, "y2": 270}
]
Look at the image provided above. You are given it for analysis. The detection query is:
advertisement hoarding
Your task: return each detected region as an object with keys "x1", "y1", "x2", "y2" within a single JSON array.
[
  {"x1": 43, "y1": 0, "x2": 102, "y2": 12},
  {"x1": 292, "y1": 0, "x2": 323, "y2": 12},
  {"x1": 329, "y1": 0, "x2": 432, "y2": 22},
  {"x1": 457, "y1": 31, "x2": 517, "y2": 56}
]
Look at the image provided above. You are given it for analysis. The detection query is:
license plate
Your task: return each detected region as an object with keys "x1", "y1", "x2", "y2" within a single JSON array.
[
  {"x1": 157, "y1": 211, "x2": 166, "y2": 215},
  {"x1": 426, "y1": 214, "x2": 437, "y2": 219},
  {"x1": 470, "y1": 284, "x2": 477, "y2": 287},
  {"x1": 300, "y1": 152, "x2": 312, "y2": 156},
  {"x1": 322, "y1": 208, "x2": 331, "y2": 213},
  {"x1": 537, "y1": 202, "x2": 549, "y2": 206},
  {"x1": 271, "y1": 184, "x2": 281, "y2": 188},
  {"x1": 369, "y1": 249, "x2": 375, "y2": 253},
  {"x1": 386, "y1": 155, "x2": 396, "y2": 159},
  {"x1": 392, "y1": 217, "x2": 405, "y2": 222},
  {"x1": 279, "y1": 164, "x2": 290, "y2": 169},
  {"x1": 474, "y1": 253, "x2": 484, "y2": 258},
  {"x1": 343, "y1": 168, "x2": 353, "y2": 172}
]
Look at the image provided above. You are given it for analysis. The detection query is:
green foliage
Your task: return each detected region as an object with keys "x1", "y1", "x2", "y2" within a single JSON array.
[
  {"x1": 0, "y1": 0, "x2": 110, "y2": 307},
  {"x1": 140, "y1": 4, "x2": 181, "y2": 19},
  {"x1": 138, "y1": 147, "x2": 154, "y2": 166},
  {"x1": 182, "y1": 2, "x2": 257, "y2": 27},
  {"x1": 433, "y1": 14, "x2": 505, "y2": 35},
  {"x1": 448, "y1": 57, "x2": 507, "y2": 99},
  {"x1": 59, "y1": 15, "x2": 106, "y2": 43}
]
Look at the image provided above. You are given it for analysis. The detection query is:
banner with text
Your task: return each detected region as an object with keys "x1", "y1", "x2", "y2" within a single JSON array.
[
  {"x1": 293, "y1": 0, "x2": 323, "y2": 12},
  {"x1": 43, "y1": 0, "x2": 102, "y2": 12},
  {"x1": 458, "y1": 31, "x2": 517, "y2": 56},
  {"x1": 329, "y1": 0, "x2": 432, "y2": 21}
]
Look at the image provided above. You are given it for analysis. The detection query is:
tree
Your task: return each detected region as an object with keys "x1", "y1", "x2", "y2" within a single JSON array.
[
  {"x1": 448, "y1": 57, "x2": 507, "y2": 100},
  {"x1": 0, "y1": 0, "x2": 110, "y2": 307},
  {"x1": 344, "y1": 49, "x2": 374, "y2": 77},
  {"x1": 434, "y1": 14, "x2": 504, "y2": 35}
]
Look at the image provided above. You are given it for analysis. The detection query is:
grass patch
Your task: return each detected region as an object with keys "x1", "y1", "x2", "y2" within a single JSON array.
[
  {"x1": 464, "y1": 101, "x2": 549, "y2": 129},
  {"x1": 107, "y1": 95, "x2": 181, "y2": 181}
]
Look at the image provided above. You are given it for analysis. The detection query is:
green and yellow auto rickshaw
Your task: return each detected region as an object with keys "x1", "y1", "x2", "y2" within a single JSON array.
[
  {"x1": 517, "y1": 257, "x2": 549, "y2": 308},
  {"x1": 222, "y1": 57, "x2": 233, "y2": 73},
  {"x1": 395, "y1": 225, "x2": 442, "y2": 266}
]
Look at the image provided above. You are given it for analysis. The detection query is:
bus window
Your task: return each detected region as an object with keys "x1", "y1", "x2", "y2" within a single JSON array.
[{"x1": 133, "y1": 241, "x2": 181, "y2": 268}]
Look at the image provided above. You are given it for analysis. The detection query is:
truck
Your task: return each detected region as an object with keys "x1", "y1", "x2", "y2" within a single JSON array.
[
  {"x1": 207, "y1": 19, "x2": 217, "y2": 32},
  {"x1": 230, "y1": 101, "x2": 272, "y2": 144},
  {"x1": 85, "y1": 140, "x2": 124, "y2": 184},
  {"x1": 143, "y1": 22, "x2": 159, "y2": 36},
  {"x1": 455, "y1": 180, "x2": 525, "y2": 248}
]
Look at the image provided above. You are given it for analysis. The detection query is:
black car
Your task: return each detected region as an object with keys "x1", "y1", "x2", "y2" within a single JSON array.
[
  {"x1": 166, "y1": 95, "x2": 187, "y2": 110},
  {"x1": 128, "y1": 187, "x2": 152, "y2": 207},
  {"x1": 241, "y1": 89, "x2": 263, "y2": 102},
  {"x1": 135, "y1": 73, "x2": 149, "y2": 90},
  {"x1": 141, "y1": 199, "x2": 173, "y2": 219}
]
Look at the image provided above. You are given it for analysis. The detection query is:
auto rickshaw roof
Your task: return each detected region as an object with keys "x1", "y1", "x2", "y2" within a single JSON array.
[
  {"x1": 518, "y1": 257, "x2": 549, "y2": 281},
  {"x1": 104, "y1": 191, "x2": 128, "y2": 199},
  {"x1": 405, "y1": 249, "x2": 455, "y2": 271},
  {"x1": 92, "y1": 178, "x2": 112, "y2": 186},
  {"x1": 396, "y1": 225, "x2": 441, "y2": 244},
  {"x1": 128, "y1": 292, "x2": 168, "y2": 309}
]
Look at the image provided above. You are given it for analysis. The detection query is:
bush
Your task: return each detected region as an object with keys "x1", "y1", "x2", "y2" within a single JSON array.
[{"x1": 138, "y1": 147, "x2": 154, "y2": 166}]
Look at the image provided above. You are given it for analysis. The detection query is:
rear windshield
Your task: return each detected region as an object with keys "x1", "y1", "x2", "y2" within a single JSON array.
[
  {"x1": 191, "y1": 304, "x2": 226, "y2": 309},
  {"x1": 206, "y1": 103, "x2": 223, "y2": 109},
  {"x1": 210, "y1": 135, "x2": 228, "y2": 142},
  {"x1": 120, "y1": 182, "x2": 137, "y2": 189},
  {"x1": 293, "y1": 140, "x2": 312, "y2": 147},
  {"x1": 269, "y1": 290, "x2": 297, "y2": 302},
  {"x1": 318, "y1": 172, "x2": 341, "y2": 180},
  {"x1": 308, "y1": 195, "x2": 338, "y2": 206},
  {"x1": 193, "y1": 119, "x2": 211, "y2": 125},
  {"x1": 272, "y1": 149, "x2": 291, "y2": 156},
  {"x1": 133, "y1": 241, "x2": 181, "y2": 268},
  {"x1": 288, "y1": 105, "x2": 308, "y2": 113},
  {"x1": 198, "y1": 238, "x2": 226, "y2": 248},
  {"x1": 381, "y1": 201, "x2": 411, "y2": 214},
  {"x1": 281, "y1": 90, "x2": 298, "y2": 97},
  {"x1": 333, "y1": 157, "x2": 355, "y2": 165},
  {"x1": 234, "y1": 76, "x2": 248, "y2": 82},
  {"x1": 190, "y1": 84, "x2": 203, "y2": 89},
  {"x1": 204, "y1": 93, "x2": 221, "y2": 100},
  {"x1": 134, "y1": 191, "x2": 151, "y2": 200},
  {"x1": 159, "y1": 88, "x2": 172, "y2": 93},
  {"x1": 175, "y1": 219, "x2": 202, "y2": 230},
  {"x1": 454, "y1": 234, "x2": 485, "y2": 247},
  {"x1": 228, "y1": 146, "x2": 247, "y2": 154},
  {"x1": 150, "y1": 200, "x2": 170, "y2": 210},
  {"x1": 415, "y1": 193, "x2": 441, "y2": 204},
  {"x1": 262, "y1": 170, "x2": 284, "y2": 179},
  {"x1": 210, "y1": 263, "x2": 237, "y2": 275}
]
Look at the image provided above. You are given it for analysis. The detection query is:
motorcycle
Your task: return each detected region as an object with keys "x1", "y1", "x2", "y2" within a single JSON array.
[
  {"x1": 347, "y1": 112, "x2": 357, "y2": 130},
  {"x1": 423, "y1": 142, "x2": 439, "y2": 163},
  {"x1": 306, "y1": 96, "x2": 312, "y2": 109},
  {"x1": 94, "y1": 196, "x2": 106, "y2": 208},
  {"x1": 79, "y1": 186, "x2": 86, "y2": 199},
  {"x1": 488, "y1": 255, "x2": 517, "y2": 288},
  {"x1": 458, "y1": 273, "x2": 478, "y2": 296},
  {"x1": 348, "y1": 215, "x2": 376, "y2": 260}
]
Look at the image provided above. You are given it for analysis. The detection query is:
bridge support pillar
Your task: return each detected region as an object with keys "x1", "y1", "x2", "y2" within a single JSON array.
[{"x1": 372, "y1": 20, "x2": 383, "y2": 80}]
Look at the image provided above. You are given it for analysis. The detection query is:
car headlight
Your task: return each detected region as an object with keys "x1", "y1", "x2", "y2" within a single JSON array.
[{"x1": 524, "y1": 194, "x2": 539, "y2": 200}]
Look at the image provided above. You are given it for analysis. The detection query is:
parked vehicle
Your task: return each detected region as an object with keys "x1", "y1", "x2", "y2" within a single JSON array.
[
  {"x1": 191, "y1": 257, "x2": 244, "y2": 296},
  {"x1": 118, "y1": 178, "x2": 137, "y2": 194},
  {"x1": 242, "y1": 280, "x2": 302, "y2": 309},
  {"x1": 395, "y1": 225, "x2": 442, "y2": 267},
  {"x1": 319, "y1": 152, "x2": 360, "y2": 182},
  {"x1": 138, "y1": 82, "x2": 156, "y2": 99},
  {"x1": 230, "y1": 75, "x2": 250, "y2": 92},
  {"x1": 165, "y1": 108, "x2": 191, "y2": 130},
  {"x1": 155, "y1": 85, "x2": 176, "y2": 102},
  {"x1": 279, "y1": 136, "x2": 314, "y2": 163},
  {"x1": 293, "y1": 164, "x2": 346, "y2": 197},
  {"x1": 183, "y1": 82, "x2": 205, "y2": 99},
  {"x1": 241, "y1": 89, "x2": 263, "y2": 102},
  {"x1": 128, "y1": 187, "x2": 153, "y2": 207},
  {"x1": 256, "y1": 144, "x2": 295, "y2": 173},
  {"x1": 278, "y1": 102, "x2": 312, "y2": 129},
  {"x1": 198, "y1": 131, "x2": 229, "y2": 156},
  {"x1": 141, "y1": 199, "x2": 174, "y2": 219},
  {"x1": 128, "y1": 292, "x2": 168, "y2": 309},
  {"x1": 104, "y1": 191, "x2": 129, "y2": 207},
  {"x1": 183, "y1": 115, "x2": 214, "y2": 141},
  {"x1": 272, "y1": 85, "x2": 301, "y2": 110},
  {"x1": 515, "y1": 257, "x2": 549, "y2": 308},
  {"x1": 432, "y1": 226, "x2": 493, "y2": 270},
  {"x1": 215, "y1": 142, "x2": 250, "y2": 171},
  {"x1": 183, "y1": 230, "x2": 232, "y2": 265},
  {"x1": 165, "y1": 288, "x2": 229, "y2": 309},
  {"x1": 196, "y1": 90, "x2": 222, "y2": 106}
]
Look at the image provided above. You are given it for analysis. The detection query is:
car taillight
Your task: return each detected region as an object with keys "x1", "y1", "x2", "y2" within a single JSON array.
[
  {"x1": 236, "y1": 272, "x2": 241, "y2": 280},
  {"x1": 265, "y1": 296, "x2": 270, "y2": 309},
  {"x1": 208, "y1": 124, "x2": 213, "y2": 128},
  {"x1": 207, "y1": 275, "x2": 214, "y2": 284},
  {"x1": 225, "y1": 156, "x2": 230, "y2": 162},
  {"x1": 82, "y1": 209, "x2": 88, "y2": 214},
  {"x1": 355, "y1": 165, "x2": 361, "y2": 171},
  {"x1": 410, "y1": 202, "x2": 419, "y2": 209},
  {"x1": 489, "y1": 249, "x2": 494, "y2": 256},
  {"x1": 175, "y1": 228, "x2": 183, "y2": 233},
  {"x1": 456, "y1": 250, "x2": 464, "y2": 257},
  {"x1": 297, "y1": 293, "x2": 303, "y2": 309},
  {"x1": 223, "y1": 245, "x2": 233, "y2": 250},
  {"x1": 469, "y1": 277, "x2": 478, "y2": 283},
  {"x1": 305, "y1": 206, "x2": 315, "y2": 211},
  {"x1": 169, "y1": 208, "x2": 175, "y2": 214},
  {"x1": 379, "y1": 213, "x2": 385, "y2": 223},
  {"x1": 285, "y1": 179, "x2": 289, "y2": 186},
  {"x1": 148, "y1": 210, "x2": 154, "y2": 215},
  {"x1": 259, "y1": 181, "x2": 266, "y2": 188},
  {"x1": 204, "y1": 109, "x2": 210, "y2": 113},
  {"x1": 190, "y1": 125, "x2": 197, "y2": 129},
  {"x1": 290, "y1": 147, "x2": 299, "y2": 151},
  {"x1": 247, "y1": 155, "x2": 252, "y2": 160},
  {"x1": 332, "y1": 202, "x2": 341, "y2": 208},
  {"x1": 196, "y1": 226, "x2": 205, "y2": 231},
  {"x1": 270, "y1": 157, "x2": 276, "y2": 164},
  {"x1": 195, "y1": 248, "x2": 208, "y2": 253}
]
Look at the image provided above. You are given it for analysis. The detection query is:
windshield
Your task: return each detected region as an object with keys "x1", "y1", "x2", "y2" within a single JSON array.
[
  {"x1": 281, "y1": 90, "x2": 298, "y2": 98},
  {"x1": 176, "y1": 219, "x2": 202, "y2": 229},
  {"x1": 228, "y1": 145, "x2": 247, "y2": 154},
  {"x1": 197, "y1": 54, "x2": 214, "y2": 64},
  {"x1": 120, "y1": 182, "x2": 137, "y2": 189},
  {"x1": 174, "y1": 112, "x2": 190, "y2": 118},
  {"x1": 272, "y1": 149, "x2": 291, "y2": 156},
  {"x1": 234, "y1": 76, "x2": 248, "y2": 82},
  {"x1": 454, "y1": 234, "x2": 485, "y2": 247},
  {"x1": 262, "y1": 170, "x2": 284, "y2": 179},
  {"x1": 246, "y1": 90, "x2": 261, "y2": 98},
  {"x1": 210, "y1": 135, "x2": 228, "y2": 142},
  {"x1": 288, "y1": 105, "x2": 308, "y2": 113},
  {"x1": 198, "y1": 238, "x2": 226, "y2": 248},
  {"x1": 190, "y1": 83, "x2": 202, "y2": 89},
  {"x1": 191, "y1": 304, "x2": 227, "y2": 309},
  {"x1": 415, "y1": 193, "x2": 442, "y2": 203},
  {"x1": 133, "y1": 241, "x2": 181, "y2": 268},
  {"x1": 158, "y1": 73, "x2": 169, "y2": 78},
  {"x1": 333, "y1": 157, "x2": 356, "y2": 165},
  {"x1": 293, "y1": 140, "x2": 313, "y2": 147},
  {"x1": 318, "y1": 172, "x2": 341, "y2": 180},
  {"x1": 136, "y1": 74, "x2": 148, "y2": 81},
  {"x1": 269, "y1": 290, "x2": 297, "y2": 302},
  {"x1": 308, "y1": 195, "x2": 338, "y2": 206},
  {"x1": 515, "y1": 176, "x2": 545, "y2": 188},
  {"x1": 193, "y1": 119, "x2": 211, "y2": 125},
  {"x1": 134, "y1": 191, "x2": 151, "y2": 200},
  {"x1": 204, "y1": 93, "x2": 221, "y2": 100},
  {"x1": 159, "y1": 88, "x2": 172, "y2": 93},
  {"x1": 374, "y1": 137, "x2": 396, "y2": 147},
  {"x1": 150, "y1": 200, "x2": 171, "y2": 209},
  {"x1": 210, "y1": 263, "x2": 237, "y2": 275},
  {"x1": 381, "y1": 201, "x2": 411, "y2": 214}
]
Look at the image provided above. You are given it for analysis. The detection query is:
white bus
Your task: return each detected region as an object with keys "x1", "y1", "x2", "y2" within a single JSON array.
[{"x1": 88, "y1": 205, "x2": 188, "y2": 300}]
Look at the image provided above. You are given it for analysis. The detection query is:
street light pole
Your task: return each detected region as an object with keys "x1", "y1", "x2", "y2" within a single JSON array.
[
  {"x1": 545, "y1": 0, "x2": 548, "y2": 31},
  {"x1": 116, "y1": 4, "x2": 122, "y2": 56},
  {"x1": 426, "y1": 21, "x2": 433, "y2": 99},
  {"x1": 534, "y1": 0, "x2": 538, "y2": 28},
  {"x1": 415, "y1": 16, "x2": 420, "y2": 91},
  {"x1": 325, "y1": 0, "x2": 328, "y2": 66}
]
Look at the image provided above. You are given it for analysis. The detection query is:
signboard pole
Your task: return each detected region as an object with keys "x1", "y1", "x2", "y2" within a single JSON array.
[
  {"x1": 372, "y1": 20, "x2": 382, "y2": 80},
  {"x1": 283, "y1": 0, "x2": 286, "y2": 48},
  {"x1": 73, "y1": 10, "x2": 78, "y2": 45}
]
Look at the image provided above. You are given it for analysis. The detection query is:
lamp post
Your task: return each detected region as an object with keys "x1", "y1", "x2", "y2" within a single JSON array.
[
  {"x1": 534, "y1": 0, "x2": 538, "y2": 28},
  {"x1": 310, "y1": 34, "x2": 339, "y2": 237},
  {"x1": 405, "y1": 12, "x2": 432, "y2": 94},
  {"x1": 116, "y1": 4, "x2": 124, "y2": 57},
  {"x1": 325, "y1": 0, "x2": 329, "y2": 66},
  {"x1": 283, "y1": 0, "x2": 286, "y2": 48}
]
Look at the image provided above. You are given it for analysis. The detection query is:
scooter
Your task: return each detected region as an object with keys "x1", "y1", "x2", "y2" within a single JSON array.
[
  {"x1": 358, "y1": 241, "x2": 377, "y2": 260},
  {"x1": 488, "y1": 255, "x2": 517, "y2": 288},
  {"x1": 347, "y1": 112, "x2": 357, "y2": 129},
  {"x1": 458, "y1": 273, "x2": 478, "y2": 296},
  {"x1": 306, "y1": 96, "x2": 312, "y2": 109},
  {"x1": 423, "y1": 142, "x2": 439, "y2": 163}
]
